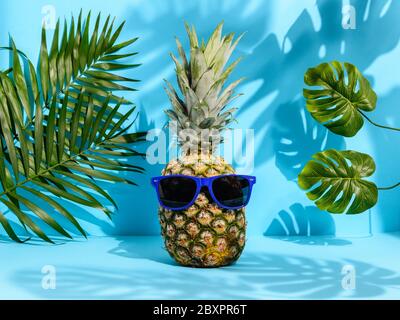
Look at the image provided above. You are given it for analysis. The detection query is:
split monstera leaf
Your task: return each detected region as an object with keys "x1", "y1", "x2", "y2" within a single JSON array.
[
  {"x1": 303, "y1": 61, "x2": 377, "y2": 137},
  {"x1": 0, "y1": 11, "x2": 145, "y2": 242},
  {"x1": 299, "y1": 61, "x2": 400, "y2": 214}
]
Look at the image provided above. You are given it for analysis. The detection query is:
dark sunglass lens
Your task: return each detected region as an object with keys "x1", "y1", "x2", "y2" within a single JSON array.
[
  {"x1": 158, "y1": 177, "x2": 197, "y2": 209},
  {"x1": 212, "y1": 176, "x2": 250, "y2": 208}
]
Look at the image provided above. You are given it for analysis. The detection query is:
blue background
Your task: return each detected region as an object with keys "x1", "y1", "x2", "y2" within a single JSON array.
[{"x1": 1, "y1": 0, "x2": 399, "y2": 238}]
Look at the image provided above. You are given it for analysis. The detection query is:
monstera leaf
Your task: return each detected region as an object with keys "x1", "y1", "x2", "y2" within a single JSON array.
[
  {"x1": 298, "y1": 149, "x2": 378, "y2": 214},
  {"x1": 303, "y1": 61, "x2": 377, "y2": 137}
]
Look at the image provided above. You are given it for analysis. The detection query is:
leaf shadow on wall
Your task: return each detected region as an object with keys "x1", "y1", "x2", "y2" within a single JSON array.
[
  {"x1": 106, "y1": 0, "x2": 272, "y2": 235},
  {"x1": 238, "y1": 0, "x2": 400, "y2": 149},
  {"x1": 265, "y1": 100, "x2": 346, "y2": 243},
  {"x1": 237, "y1": 0, "x2": 400, "y2": 234},
  {"x1": 12, "y1": 252, "x2": 400, "y2": 299},
  {"x1": 271, "y1": 99, "x2": 345, "y2": 181},
  {"x1": 264, "y1": 203, "x2": 352, "y2": 246},
  {"x1": 124, "y1": 0, "x2": 270, "y2": 119}
]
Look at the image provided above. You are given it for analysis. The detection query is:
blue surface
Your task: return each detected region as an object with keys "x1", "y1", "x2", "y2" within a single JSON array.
[{"x1": 2, "y1": 234, "x2": 400, "y2": 299}]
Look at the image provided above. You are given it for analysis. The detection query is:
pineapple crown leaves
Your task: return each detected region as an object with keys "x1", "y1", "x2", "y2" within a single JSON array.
[
  {"x1": 164, "y1": 22, "x2": 244, "y2": 151},
  {"x1": 0, "y1": 11, "x2": 146, "y2": 243}
]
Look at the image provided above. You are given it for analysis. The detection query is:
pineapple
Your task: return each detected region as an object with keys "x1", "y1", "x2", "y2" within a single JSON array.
[{"x1": 159, "y1": 23, "x2": 245, "y2": 267}]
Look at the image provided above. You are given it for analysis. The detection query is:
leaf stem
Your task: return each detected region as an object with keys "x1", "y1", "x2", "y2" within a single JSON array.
[
  {"x1": 378, "y1": 182, "x2": 400, "y2": 191},
  {"x1": 359, "y1": 111, "x2": 400, "y2": 132}
]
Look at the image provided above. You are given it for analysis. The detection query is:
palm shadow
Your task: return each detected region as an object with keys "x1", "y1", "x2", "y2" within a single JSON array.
[{"x1": 11, "y1": 252, "x2": 400, "y2": 299}]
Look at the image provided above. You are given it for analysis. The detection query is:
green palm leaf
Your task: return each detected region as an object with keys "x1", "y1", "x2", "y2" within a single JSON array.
[
  {"x1": 303, "y1": 61, "x2": 377, "y2": 137},
  {"x1": 298, "y1": 149, "x2": 378, "y2": 214},
  {"x1": 34, "y1": 10, "x2": 140, "y2": 130},
  {"x1": 0, "y1": 12, "x2": 145, "y2": 243}
]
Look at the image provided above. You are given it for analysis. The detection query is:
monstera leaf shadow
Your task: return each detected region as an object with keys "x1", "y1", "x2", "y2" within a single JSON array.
[
  {"x1": 12, "y1": 252, "x2": 400, "y2": 299},
  {"x1": 125, "y1": 0, "x2": 270, "y2": 117},
  {"x1": 264, "y1": 203, "x2": 352, "y2": 246},
  {"x1": 271, "y1": 100, "x2": 345, "y2": 181},
  {"x1": 235, "y1": 0, "x2": 400, "y2": 166}
]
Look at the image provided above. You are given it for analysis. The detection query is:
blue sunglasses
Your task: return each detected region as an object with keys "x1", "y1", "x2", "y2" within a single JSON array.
[{"x1": 151, "y1": 174, "x2": 256, "y2": 211}]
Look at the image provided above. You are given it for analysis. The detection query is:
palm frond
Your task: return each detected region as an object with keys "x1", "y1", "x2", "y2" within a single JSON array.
[
  {"x1": 40, "y1": 11, "x2": 140, "y2": 108},
  {"x1": 0, "y1": 12, "x2": 145, "y2": 243}
]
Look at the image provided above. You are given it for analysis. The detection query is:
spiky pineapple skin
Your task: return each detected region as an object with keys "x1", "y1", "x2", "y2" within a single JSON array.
[{"x1": 158, "y1": 155, "x2": 246, "y2": 267}]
